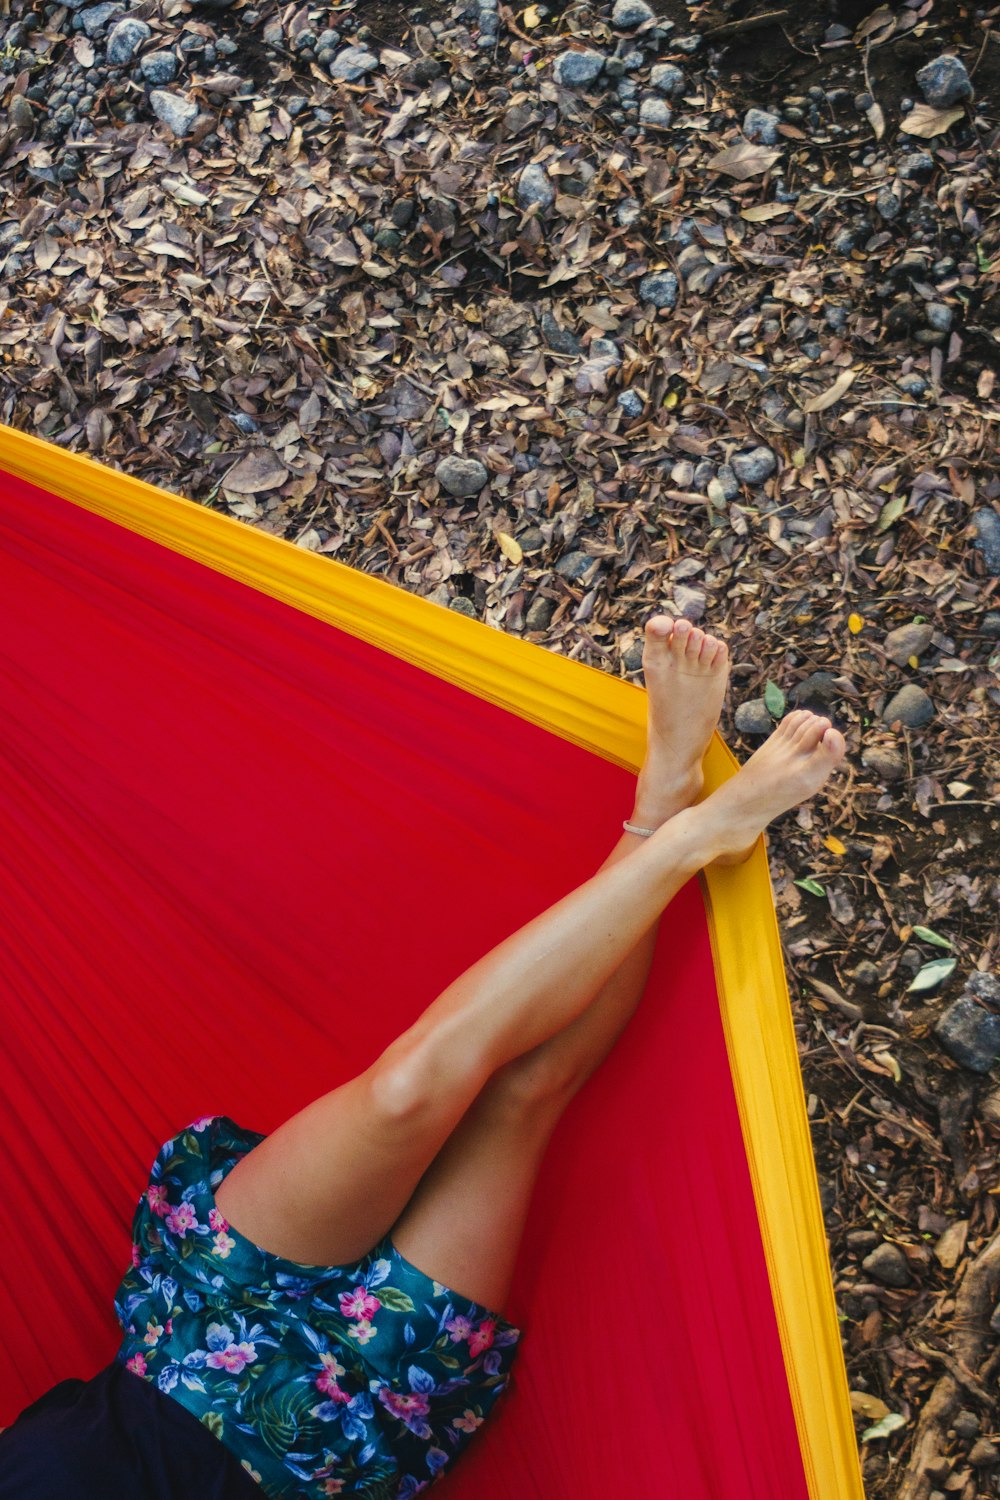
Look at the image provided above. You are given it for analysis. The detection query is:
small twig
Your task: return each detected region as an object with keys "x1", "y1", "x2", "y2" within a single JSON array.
[{"x1": 704, "y1": 9, "x2": 790, "y2": 38}]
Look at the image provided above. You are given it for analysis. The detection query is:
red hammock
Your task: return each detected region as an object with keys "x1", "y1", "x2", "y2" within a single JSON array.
[{"x1": 0, "y1": 449, "x2": 858, "y2": 1499}]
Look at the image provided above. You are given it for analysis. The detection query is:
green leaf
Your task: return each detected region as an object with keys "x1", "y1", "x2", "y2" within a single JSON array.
[
  {"x1": 911, "y1": 925, "x2": 953, "y2": 951},
  {"x1": 907, "y1": 957, "x2": 958, "y2": 994},
  {"x1": 376, "y1": 1286, "x2": 416, "y2": 1312},
  {"x1": 875, "y1": 494, "x2": 906, "y2": 532},
  {"x1": 763, "y1": 679, "x2": 785, "y2": 717},
  {"x1": 795, "y1": 878, "x2": 826, "y2": 897},
  {"x1": 201, "y1": 1411, "x2": 225, "y2": 1438},
  {"x1": 861, "y1": 1412, "x2": 905, "y2": 1442}
]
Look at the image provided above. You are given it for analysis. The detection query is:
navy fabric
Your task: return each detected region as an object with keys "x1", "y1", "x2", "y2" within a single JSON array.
[{"x1": 0, "y1": 1360, "x2": 263, "y2": 1499}]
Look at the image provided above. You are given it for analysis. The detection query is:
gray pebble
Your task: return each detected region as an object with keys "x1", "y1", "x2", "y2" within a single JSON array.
[
  {"x1": 449, "y1": 597, "x2": 478, "y2": 619},
  {"x1": 149, "y1": 88, "x2": 198, "y2": 137},
  {"x1": 516, "y1": 162, "x2": 554, "y2": 210},
  {"x1": 552, "y1": 49, "x2": 605, "y2": 88},
  {"x1": 789, "y1": 671, "x2": 839, "y2": 710},
  {"x1": 140, "y1": 49, "x2": 178, "y2": 84},
  {"x1": 78, "y1": 1, "x2": 124, "y2": 36},
  {"x1": 882, "y1": 683, "x2": 934, "y2": 727},
  {"x1": 982, "y1": 611, "x2": 1000, "y2": 638},
  {"x1": 435, "y1": 456, "x2": 489, "y2": 498},
  {"x1": 650, "y1": 63, "x2": 683, "y2": 96},
  {"x1": 852, "y1": 961, "x2": 880, "y2": 991},
  {"x1": 525, "y1": 595, "x2": 555, "y2": 631},
  {"x1": 328, "y1": 45, "x2": 378, "y2": 80},
  {"x1": 926, "y1": 301, "x2": 953, "y2": 332},
  {"x1": 916, "y1": 54, "x2": 973, "y2": 109},
  {"x1": 638, "y1": 98, "x2": 672, "y2": 128},
  {"x1": 638, "y1": 271, "x2": 679, "y2": 309},
  {"x1": 884, "y1": 622, "x2": 934, "y2": 666},
  {"x1": 862, "y1": 745, "x2": 906, "y2": 782},
  {"x1": 106, "y1": 16, "x2": 150, "y2": 64},
  {"x1": 539, "y1": 311, "x2": 583, "y2": 355},
  {"x1": 899, "y1": 150, "x2": 935, "y2": 181},
  {"x1": 611, "y1": 0, "x2": 654, "y2": 27},
  {"x1": 847, "y1": 1230, "x2": 879, "y2": 1251},
  {"x1": 935, "y1": 995, "x2": 1000, "y2": 1073},
  {"x1": 954, "y1": 1410, "x2": 981, "y2": 1439},
  {"x1": 616, "y1": 197, "x2": 642, "y2": 227},
  {"x1": 899, "y1": 374, "x2": 928, "y2": 398},
  {"x1": 715, "y1": 464, "x2": 739, "y2": 501},
  {"x1": 743, "y1": 107, "x2": 781, "y2": 145},
  {"x1": 617, "y1": 389, "x2": 645, "y2": 417},
  {"x1": 968, "y1": 973, "x2": 1000, "y2": 1012},
  {"x1": 876, "y1": 187, "x2": 901, "y2": 221},
  {"x1": 972, "y1": 508, "x2": 1000, "y2": 575},
  {"x1": 968, "y1": 1439, "x2": 1000, "y2": 1468},
  {"x1": 735, "y1": 699, "x2": 774, "y2": 736},
  {"x1": 862, "y1": 1243, "x2": 911, "y2": 1287},
  {"x1": 730, "y1": 446, "x2": 777, "y2": 485},
  {"x1": 555, "y1": 550, "x2": 597, "y2": 581}
]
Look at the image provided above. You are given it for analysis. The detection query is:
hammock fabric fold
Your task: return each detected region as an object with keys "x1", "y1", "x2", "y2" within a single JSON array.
[{"x1": 0, "y1": 423, "x2": 864, "y2": 1500}]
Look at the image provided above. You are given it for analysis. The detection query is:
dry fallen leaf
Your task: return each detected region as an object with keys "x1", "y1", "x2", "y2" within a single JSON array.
[
  {"x1": 741, "y1": 202, "x2": 792, "y2": 222},
  {"x1": 706, "y1": 142, "x2": 782, "y2": 180},
  {"x1": 497, "y1": 531, "x2": 523, "y2": 564},
  {"x1": 222, "y1": 449, "x2": 290, "y2": 494},
  {"x1": 866, "y1": 102, "x2": 886, "y2": 140},
  {"x1": 934, "y1": 1219, "x2": 969, "y2": 1269},
  {"x1": 900, "y1": 103, "x2": 966, "y2": 138},
  {"x1": 850, "y1": 1391, "x2": 891, "y2": 1421},
  {"x1": 801, "y1": 367, "x2": 858, "y2": 413}
]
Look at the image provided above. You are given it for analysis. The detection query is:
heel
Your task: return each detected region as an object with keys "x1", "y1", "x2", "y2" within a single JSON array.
[{"x1": 707, "y1": 839, "x2": 759, "y2": 870}]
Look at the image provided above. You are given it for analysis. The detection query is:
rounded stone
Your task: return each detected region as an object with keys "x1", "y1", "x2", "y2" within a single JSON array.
[
  {"x1": 650, "y1": 62, "x2": 683, "y2": 96},
  {"x1": 735, "y1": 699, "x2": 774, "y2": 736},
  {"x1": 149, "y1": 89, "x2": 198, "y2": 137},
  {"x1": 730, "y1": 446, "x2": 777, "y2": 485},
  {"x1": 106, "y1": 16, "x2": 150, "y2": 63},
  {"x1": 916, "y1": 54, "x2": 973, "y2": 109},
  {"x1": 435, "y1": 456, "x2": 489, "y2": 498},
  {"x1": 881, "y1": 683, "x2": 934, "y2": 727},
  {"x1": 140, "y1": 49, "x2": 177, "y2": 84},
  {"x1": 611, "y1": 0, "x2": 654, "y2": 27},
  {"x1": 638, "y1": 271, "x2": 679, "y2": 308},
  {"x1": 862, "y1": 1243, "x2": 911, "y2": 1287},
  {"x1": 743, "y1": 107, "x2": 781, "y2": 145},
  {"x1": 328, "y1": 45, "x2": 378, "y2": 80},
  {"x1": 638, "y1": 97, "x2": 671, "y2": 128},
  {"x1": 552, "y1": 49, "x2": 605, "y2": 88},
  {"x1": 862, "y1": 746, "x2": 906, "y2": 782},
  {"x1": 971, "y1": 508, "x2": 1000, "y2": 575},
  {"x1": 516, "y1": 162, "x2": 555, "y2": 210},
  {"x1": 884, "y1": 622, "x2": 934, "y2": 666}
]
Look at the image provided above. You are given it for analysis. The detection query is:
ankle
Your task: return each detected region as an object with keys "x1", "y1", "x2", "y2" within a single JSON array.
[{"x1": 631, "y1": 766, "x2": 704, "y2": 831}]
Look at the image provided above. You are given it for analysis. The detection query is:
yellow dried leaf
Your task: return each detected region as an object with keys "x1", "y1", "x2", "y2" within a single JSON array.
[
  {"x1": 848, "y1": 613, "x2": 864, "y2": 634},
  {"x1": 522, "y1": 3, "x2": 542, "y2": 25},
  {"x1": 497, "y1": 531, "x2": 523, "y2": 565},
  {"x1": 872, "y1": 1049, "x2": 902, "y2": 1083},
  {"x1": 741, "y1": 202, "x2": 792, "y2": 222},
  {"x1": 801, "y1": 367, "x2": 858, "y2": 413},
  {"x1": 908, "y1": 655, "x2": 919, "y2": 669},
  {"x1": 850, "y1": 1391, "x2": 891, "y2": 1421},
  {"x1": 899, "y1": 103, "x2": 965, "y2": 138},
  {"x1": 947, "y1": 781, "x2": 973, "y2": 798},
  {"x1": 824, "y1": 835, "x2": 847, "y2": 856}
]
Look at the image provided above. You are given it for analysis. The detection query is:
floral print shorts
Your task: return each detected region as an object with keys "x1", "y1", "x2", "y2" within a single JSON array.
[{"x1": 114, "y1": 1116, "x2": 522, "y2": 1499}]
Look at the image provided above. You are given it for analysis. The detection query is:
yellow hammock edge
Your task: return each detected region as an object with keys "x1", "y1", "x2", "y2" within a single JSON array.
[{"x1": 0, "y1": 422, "x2": 865, "y2": 1500}]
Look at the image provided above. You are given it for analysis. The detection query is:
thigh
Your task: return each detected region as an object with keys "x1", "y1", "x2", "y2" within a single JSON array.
[
  {"x1": 388, "y1": 1080, "x2": 566, "y2": 1315},
  {"x1": 214, "y1": 1066, "x2": 459, "y2": 1267}
]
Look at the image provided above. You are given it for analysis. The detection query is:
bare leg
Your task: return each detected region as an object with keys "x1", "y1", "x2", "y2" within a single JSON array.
[{"x1": 216, "y1": 687, "x2": 846, "y2": 1278}]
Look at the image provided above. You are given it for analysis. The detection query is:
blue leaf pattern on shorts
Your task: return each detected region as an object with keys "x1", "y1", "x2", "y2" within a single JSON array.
[{"x1": 113, "y1": 1116, "x2": 521, "y2": 1499}]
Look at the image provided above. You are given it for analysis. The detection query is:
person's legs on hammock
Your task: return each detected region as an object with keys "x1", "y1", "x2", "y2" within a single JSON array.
[{"x1": 215, "y1": 621, "x2": 846, "y2": 1295}]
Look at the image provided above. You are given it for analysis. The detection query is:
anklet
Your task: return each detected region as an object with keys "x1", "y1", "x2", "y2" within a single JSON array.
[{"x1": 623, "y1": 820, "x2": 657, "y2": 837}]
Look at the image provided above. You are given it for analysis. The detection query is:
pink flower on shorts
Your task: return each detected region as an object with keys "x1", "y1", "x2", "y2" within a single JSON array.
[
  {"x1": 347, "y1": 1318, "x2": 377, "y2": 1345},
  {"x1": 147, "y1": 1185, "x2": 170, "y2": 1218},
  {"x1": 131, "y1": 1244, "x2": 142, "y2": 1269},
  {"x1": 126, "y1": 1352, "x2": 147, "y2": 1376},
  {"x1": 444, "y1": 1315, "x2": 474, "y2": 1344},
  {"x1": 452, "y1": 1409, "x2": 484, "y2": 1433},
  {"x1": 143, "y1": 1318, "x2": 165, "y2": 1346},
  {"x1": 468, "y1": 1319, "x2": 496, "y2": 1358},
  {"x1": 165, "y1": 1202, "x2": 197, "y2": 1237},
  {"x1": 205, "y1": 1322, "x2": 257, "y2": 1373},
  {"x1": 379, "y1": 1389, "x2": 431, "y2": 1424},
  {"x1": 208, "y1": 1207, "x2": 229, "y2": 1232},
  {"x1": 190, "y1": 1116, "x2": 216, "y2": 1132},
  {"x1": 321, "y1": 1482, "x2": 345, "y2": 1496},
  {"x1": 339, "y1": 1287, "x2": 381, "y2": 1320}
]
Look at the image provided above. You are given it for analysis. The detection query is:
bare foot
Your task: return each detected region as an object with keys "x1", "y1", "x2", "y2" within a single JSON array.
[
  {"x1": 684, "y1": 710, "x2": 847, "y2": 867},
  {"x1": 630, "y1": 615, "x2": 730, "y2": 828}
]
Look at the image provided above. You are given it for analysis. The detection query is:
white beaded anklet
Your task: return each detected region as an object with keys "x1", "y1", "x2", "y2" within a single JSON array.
[{"x1": 622, "y1": 820, "x2": 658, "y2": 838}]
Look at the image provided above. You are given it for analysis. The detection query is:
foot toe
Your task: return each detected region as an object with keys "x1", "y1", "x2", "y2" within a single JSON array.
[{"x1": 645, "y1": 614, "x2": 673, "y2": 641}]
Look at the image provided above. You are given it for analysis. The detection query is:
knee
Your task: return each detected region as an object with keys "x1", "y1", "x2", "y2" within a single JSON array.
[{"x1": 367, "y1": 1025, "x2": 475, "y2": 1125}]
